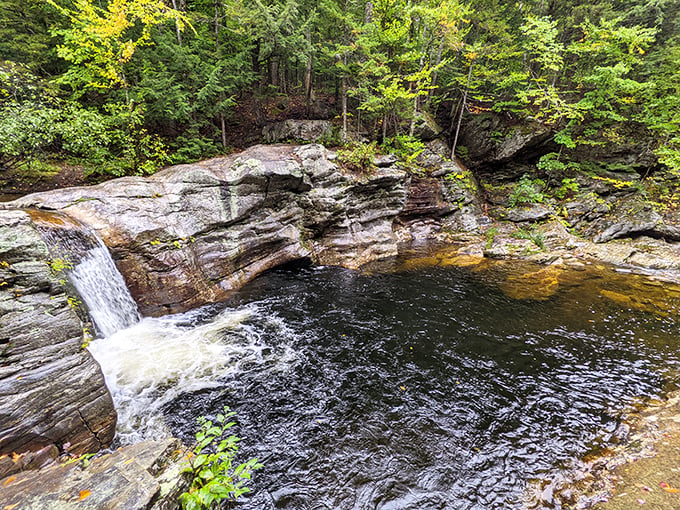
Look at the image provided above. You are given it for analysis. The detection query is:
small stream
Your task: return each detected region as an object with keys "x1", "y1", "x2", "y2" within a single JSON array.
[{"x1": 82, "y1": 255, "x2": 680, "y2": 509}]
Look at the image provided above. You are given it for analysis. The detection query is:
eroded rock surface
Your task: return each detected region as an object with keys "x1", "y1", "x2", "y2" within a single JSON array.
[
  {"x1": 0, "y1": 438, "x2": 185, "y2": 510},
  {"x1": 6, "y1": 145, "x2": 419, "y2": 315},
  {"x1": 0, "y1": 210, "x2": 116, "y2": 468}
]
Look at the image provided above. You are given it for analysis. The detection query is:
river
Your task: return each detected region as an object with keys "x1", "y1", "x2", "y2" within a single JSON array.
[{"x1": 85, "y1": 253, "x2": 680, "y2": 509}]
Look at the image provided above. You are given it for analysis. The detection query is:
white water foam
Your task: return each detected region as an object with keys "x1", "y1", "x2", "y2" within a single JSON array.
[
  {"x1": 88, "y1": 304, "x2": 297, "y2": 444},
  {"x1": 69, "y1": 240, "x2": 141, "y2": 337}
]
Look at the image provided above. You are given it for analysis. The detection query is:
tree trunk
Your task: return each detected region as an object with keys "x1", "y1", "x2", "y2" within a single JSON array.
[
  {"x1": 304, "y1": 30, "x2": 313, "y2": 116},
  {"x1": 214, "y1": 0, "x2": 220, "y2": 51},
  {"x1": 170, "y1": 0, "x2": 183, "y2": 45},
  {"x1": 428, "y1": 40, "x2": 445, "y2": 105},
  {"x1": 451, "y1": 61, "x2": 473, "y2": 160},
  {"x1": 252, "y1": 40, "x2": 265, "y2": 126},
  {"x1": 409, "y1": 83, "x2": 418, "y2": 137},
  {"x1": 341, "y1": 51, "x2": 348, "y2": 143},
  {"x1": 220, "y1": 112, "x2": 227, "y2": 149}
]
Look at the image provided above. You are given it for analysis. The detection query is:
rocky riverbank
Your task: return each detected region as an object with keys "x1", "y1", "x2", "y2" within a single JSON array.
[{"x1": 1, "y1": 141, "x2": 680, "y2": 508}]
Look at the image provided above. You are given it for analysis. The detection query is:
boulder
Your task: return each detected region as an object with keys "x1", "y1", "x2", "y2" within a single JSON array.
[
  {"x1": 504, "y1": 204, "x2": 555, "y2": 223},
  {"x1": 586, "y1": 197, "x2": 662, "y2": 243},
  {"x1": 411, "y1": 111, "x2": 443, "y2": 141},
  {"x1": 0, "y1": 210, "x2": 116, "y2": 466},
  {"x1": 0, "y1": 438, "x2": 186, "y2": 510},
  {"x1": 262, "y1": 120, "x2": 332, "y2": 143},
  {"x1": 459, "y1": 113, "x2": 553, "y2": 169}
]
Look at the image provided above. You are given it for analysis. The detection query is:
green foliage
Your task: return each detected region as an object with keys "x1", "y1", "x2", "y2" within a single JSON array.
[
  {"x1": 0, "y1": 100, "x2": 113, "y2": 171},
  {"x1": 45, "y1": 0, "x2": 188, "y2": 92},
  {"x1": 1, "y1": 0, "x2": 679, "y2": 180},
  {"x1": 484, "y1": 226, "x2": 498, "y2": 249},
  {"x1": 508, "y1": 174, "x2": 546, "y2": 208},
  {"x1": 555, "y1": 178, "x2": 580, "y2": 199},
  {"x1": 381, "y1": 135, "x2": 425, "y2": 164},
  {"x1": 180, "y1": 406, "x2": 262, "y2": 510},
  {"x1": 49, "y1": 257, "x2": 73, "y2": 273},
  {"x1": 337, "y1": 142, "x2": 378, "y2": 174},
  {"x1": 511, "y1": 225, "x2": 545, "y2": 250}
]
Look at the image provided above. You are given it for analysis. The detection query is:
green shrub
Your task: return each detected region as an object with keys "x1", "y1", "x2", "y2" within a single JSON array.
[
  {"x1": 484, "y1": 226, "x2": 499, "y2": 249},
  {"x1": 555, "y1": 178, "x2": 580, "y2": 199},
  {"x1": 508, "y1": 174, "x2": 546, "y2": 207},
  {"x1": 337, "y1": 142, "x2": 378, "y2": 174},
  {"x1": 180, "y1": 406, "x2": 262, "y2": 510},
  {"x1": 381, "y1": 134, "x2": 425, "y2": 164}
]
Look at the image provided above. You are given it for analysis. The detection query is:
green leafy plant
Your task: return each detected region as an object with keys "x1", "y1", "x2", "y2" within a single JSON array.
[
  {"x1": 511, "y1": 225, "x2": 545, "y2": 250},
  {"x1": 337, "y1": 142, "x2": 378, "y2": 174},
  {"x1": 381, "y1": 135, "x2": 425, "y2": 164},
  {"x1": 555, "y1": 178, "x2": 579, "y2": 199},
  {"x1": 508, "y1": 174, "x2": 546, "y2": 208},
  {"x1": 180, "y1": 406, "x2": 262, "y2": 510},
  {"x1": 49, "y1": 257, "x2": 73, "y2": 273},
  {"x1": 484, "y1": 226, "x2": 499, "y2": 250}
]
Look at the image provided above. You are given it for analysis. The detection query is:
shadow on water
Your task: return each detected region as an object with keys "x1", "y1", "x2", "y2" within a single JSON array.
[{"x1": 156, "y1": 251, "x2": 680, "y2": 510}]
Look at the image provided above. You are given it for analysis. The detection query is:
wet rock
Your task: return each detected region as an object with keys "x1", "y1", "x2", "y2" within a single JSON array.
[
  {"x1": 262, "y1": 120, "x2": 332, "y2": 143},
  {"x1": 0, "y1": 438, "x2": 185, "y2": 510},
  {"x1": 0, "y1": 210, "x2": 116, "y2": 466},
  {"x1": 588, "y1": 197, "x2": 662, "y2": 243},
  {"x1": 504, "y1": 204, "x2": 555, "y2": 222}
]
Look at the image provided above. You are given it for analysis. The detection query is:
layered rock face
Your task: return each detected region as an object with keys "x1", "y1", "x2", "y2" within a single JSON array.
[
  {"x1": 2, "y1": 144, "x2": 469, "y2": 465},
  {"x1": 0, "y1": 210, "x2": 116, "y2": 469},
  {"x1": 8, "y1": 144, "x2": 428, "y2": 316}
]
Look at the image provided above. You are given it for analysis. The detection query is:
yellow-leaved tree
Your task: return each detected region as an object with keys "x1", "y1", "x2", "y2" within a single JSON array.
[{"x1": 45, "y1": 0, "x2": 187, "y2": 93}]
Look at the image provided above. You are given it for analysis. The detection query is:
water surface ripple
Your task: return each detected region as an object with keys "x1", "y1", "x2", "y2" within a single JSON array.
[{"x1": 154, "y1": 264, "x2": 680, "y2": 509}]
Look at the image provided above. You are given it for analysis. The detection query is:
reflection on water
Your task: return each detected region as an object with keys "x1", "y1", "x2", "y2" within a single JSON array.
[
  {"x1": 160, "y1": 257, "x2": 680, "y2": 510},
  {"x1": 90, "y1": 251, "x2": 680, "y2": 509}
]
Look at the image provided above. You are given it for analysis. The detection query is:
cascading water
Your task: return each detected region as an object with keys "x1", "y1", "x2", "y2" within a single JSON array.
[
  {"x1": 28, "y1": 214, "x2": 680, "y2": 508},
  {"x1": 30, "y1": 210, "x2": 299, "y2": 443},
  {"x1": 68, "y1": 238, "x2": 141, "y2": 337},
  {"x1": 88, "y1": 304, "x2": 298, "y2": 443},
  {"x1": 31, "y1": 211, "x2": 140, "y2": 337}
]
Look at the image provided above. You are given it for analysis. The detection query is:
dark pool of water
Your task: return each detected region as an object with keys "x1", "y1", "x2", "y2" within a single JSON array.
[{"x1": 164, "y1": 262, "x2": 680, "y2": 509}]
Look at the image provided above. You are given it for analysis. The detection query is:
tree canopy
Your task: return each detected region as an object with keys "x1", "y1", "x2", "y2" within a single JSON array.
[{"x1": 0, "y1": 0, "x2": 678, "y2": 176}]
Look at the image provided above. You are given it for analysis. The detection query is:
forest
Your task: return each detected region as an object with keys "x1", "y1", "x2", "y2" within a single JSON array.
[{"x1": 0, "y1": 0, "x2": 679, "y2": 180}]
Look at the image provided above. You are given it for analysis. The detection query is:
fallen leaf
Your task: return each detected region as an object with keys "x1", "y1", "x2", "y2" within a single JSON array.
[
  {"x1": 660, "y1": 482, "x2": 679, "y2": 493},
  {"x1": 399, "y1": 386, "x2": 406, "y2": 391},
  {"x1": 123, "y1": 458, "x2": 135, "y2": 465},
  {"x1": 4, "y1": 503, "x2": 20, "y2": 510},
  {"x1": 79, "y1": 490, "x2": 91, "y2": 501},
  {"x1": 3, "y1": 476, "x2": 16, "y2": 486},
  {"x1": 10, "y1": 453, "x2": 20, "y2": 462}
]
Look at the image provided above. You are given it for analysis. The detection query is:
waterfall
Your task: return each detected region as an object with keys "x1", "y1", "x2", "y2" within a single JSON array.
[
  {"x1": 68, "y1": 237, "x2": 141, "y2": 337},
  {"x1": 30, "y1": 210, "x2": 141, "y2": 337}
]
